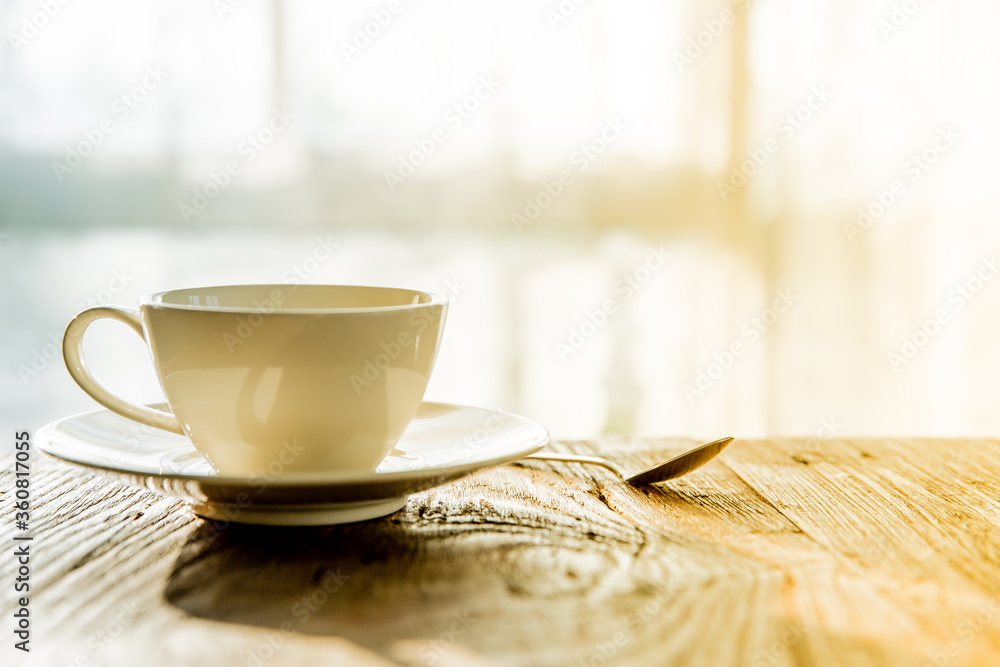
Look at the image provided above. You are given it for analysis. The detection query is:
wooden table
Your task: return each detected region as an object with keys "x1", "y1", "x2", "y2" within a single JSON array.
[{"x1": 3, "y1": 436, "x2": 1000, "y2": 666}]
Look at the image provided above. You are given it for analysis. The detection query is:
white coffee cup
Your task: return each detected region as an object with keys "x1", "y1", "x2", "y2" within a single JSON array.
[{"x1": 62, "y1": 284, "x2": 447, "y2": 475}]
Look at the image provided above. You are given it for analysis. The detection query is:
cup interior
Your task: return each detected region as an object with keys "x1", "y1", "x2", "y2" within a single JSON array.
[{"x1": 142, "y1": 284, "x2": 440, "y2": 311}]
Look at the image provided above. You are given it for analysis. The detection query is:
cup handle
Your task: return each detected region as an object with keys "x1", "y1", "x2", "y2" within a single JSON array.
[{"x1": 62, "y1": 305, "x2": 185, "y2": 435}]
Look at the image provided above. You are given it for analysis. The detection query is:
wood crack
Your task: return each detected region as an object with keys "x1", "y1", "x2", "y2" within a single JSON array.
[{"x1": 720, "y1": 459, "x2": 810, "y2": 537}]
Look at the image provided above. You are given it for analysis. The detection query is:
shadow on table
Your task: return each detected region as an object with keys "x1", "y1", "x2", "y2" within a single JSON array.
[
  {"x1": 165, "y1": 515, "x2": 470, "y2": 642},
  {"x1": 161, "y1": 490, "x2": 641, "y2": 665}
]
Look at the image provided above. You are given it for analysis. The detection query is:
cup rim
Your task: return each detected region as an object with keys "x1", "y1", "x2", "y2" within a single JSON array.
[{"x1": 139, "y1": 283, "x2": 448, "y2": 314}]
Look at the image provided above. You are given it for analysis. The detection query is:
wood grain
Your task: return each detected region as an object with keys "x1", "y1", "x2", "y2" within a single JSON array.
[{"x1": 3, "y1": 437, "x2": 1000, "y2": 666}]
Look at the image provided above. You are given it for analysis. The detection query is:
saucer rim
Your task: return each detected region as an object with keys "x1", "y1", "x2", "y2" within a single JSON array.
[{"x1": 36, "y1": 401, "x2": 550, "y2": 488}]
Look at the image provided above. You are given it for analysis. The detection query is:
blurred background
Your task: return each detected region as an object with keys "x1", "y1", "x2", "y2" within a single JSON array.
[{"x1": 2, "y1": 0, "x2": 999, "y2": 447}]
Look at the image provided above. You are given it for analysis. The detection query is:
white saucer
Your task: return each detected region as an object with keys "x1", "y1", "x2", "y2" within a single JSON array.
[{"x1": 36, "y1": 402, "x2": 549, "y2": 526}]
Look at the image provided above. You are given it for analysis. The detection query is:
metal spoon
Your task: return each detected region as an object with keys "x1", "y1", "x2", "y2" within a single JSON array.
[{"x1": 523, "y1": 436, "x2": 734, "y2": 486}]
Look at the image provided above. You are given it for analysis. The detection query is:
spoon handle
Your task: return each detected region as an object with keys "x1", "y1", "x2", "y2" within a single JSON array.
[{"x1": 523, "y1": 452, "x2": 624, "y2": 478}]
